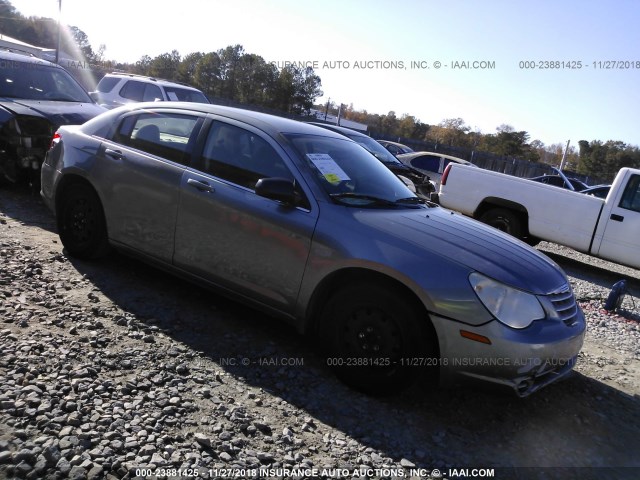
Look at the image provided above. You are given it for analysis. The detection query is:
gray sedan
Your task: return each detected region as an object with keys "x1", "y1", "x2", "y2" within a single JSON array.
[{"x1": 41, "y1": 103, "x2": 585, "y2": 397}]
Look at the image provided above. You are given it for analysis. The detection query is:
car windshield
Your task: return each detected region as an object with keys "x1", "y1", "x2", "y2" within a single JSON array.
[
  {"x1": 286, "y1": 133, "x2": 419, "y2": 207},
  {"x1": 0, "y1": 61, "x2": 92, "y2": 102}
]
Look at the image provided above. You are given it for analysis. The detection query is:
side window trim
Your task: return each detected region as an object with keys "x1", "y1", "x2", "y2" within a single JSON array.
[
  {"x1": 119, "y1": 80, "x2": 142, "y2": 101},
  {"x1": 194, "y1": 116, "x2": 313, "y2": 210},
  {"x1": 143, "y1": 83, "x2": 163, "y2": 102},
  {"x1": 109, "y1": 110, "x2": 205, "y2": 167},
  {"x1": 619, "y1": 174, "x2": 640, "y2": 213},
  {"x1": 198, "y1": 120, "x2": 292, "y2": 185}
]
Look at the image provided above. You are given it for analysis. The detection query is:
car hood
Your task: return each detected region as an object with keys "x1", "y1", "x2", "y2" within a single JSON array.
[
  {"x1": 357, "y1": 206, "x2": 568, "y2": 295},
  {"x1": 0, "y1": 98, "x2": 106, "y2": 126}
]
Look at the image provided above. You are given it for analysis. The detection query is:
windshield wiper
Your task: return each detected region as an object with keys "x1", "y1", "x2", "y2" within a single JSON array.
[
  {"x1": 330, "y1": 192, "x2": 398, "y2": 207},
  {"x1": 330, "y1": 193, "x2": 424, "y2": 208},
  {"x1": 395, "y1": 196, "x2": 425, "y2": 205}
]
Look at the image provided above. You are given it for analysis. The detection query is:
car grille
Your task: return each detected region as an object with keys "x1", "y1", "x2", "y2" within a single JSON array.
[{"x1": 548, "y1": 287, "x2": 579, "y2": 326}]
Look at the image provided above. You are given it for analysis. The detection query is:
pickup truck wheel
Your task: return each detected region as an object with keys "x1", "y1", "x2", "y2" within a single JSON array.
[
  {"x1": 479, "y1": 208, "x2": 524, "y2": 239},
  {"x1": 320, "y1": 283, "x2": 437, "y2": 395},
  {"x1": 58, "y1": 183, "x2": 110, "y2": 260}
]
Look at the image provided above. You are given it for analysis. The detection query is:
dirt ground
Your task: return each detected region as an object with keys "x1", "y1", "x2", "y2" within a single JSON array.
[{"x1": 1, "y1": 183, "x2": 639, "y2": 480}]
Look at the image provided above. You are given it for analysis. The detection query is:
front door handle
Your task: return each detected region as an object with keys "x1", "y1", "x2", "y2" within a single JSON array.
[
  {"x1": 105, "y1": 148, "x2": 124, "y2": 160},
  {"x1": 610, "y1": 213, "x2": 624, "y2": 222},
  {"x1": 187, "y1": 178, "x2": 214, "y2": 193}
]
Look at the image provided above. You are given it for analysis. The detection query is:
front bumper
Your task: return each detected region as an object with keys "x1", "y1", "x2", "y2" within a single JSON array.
[{"x1": 431, "y1": 308, "x2": 586, "y2": 397}]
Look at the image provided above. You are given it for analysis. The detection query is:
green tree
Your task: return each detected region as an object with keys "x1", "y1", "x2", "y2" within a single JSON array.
[
  {"x1": 133, "y1": 55, "x2": 152, "y2": 75},
  {"x1": 65, "y1": 26, "x2": 94, "y2": 61},
  {"x1": 235, "y1": 54, "x2": 278, "y2": 105},
  {"x1": 149, "y1": 50, "x2": 181, "y2": 80},
  {"x1": 480, "y1": 124, "x2": 539, "y2": 161},
  {"x1": 290, "y1": 66, "x2": 323, "y2": 114},
  {"x1": 177, "y1": 52, "x2": 205, "y2": 85},
  {"x1": 578, "y1": 140, "x2": 640, "y2": 181},
  {"x1": 426, "y1": 118, "x2": 471, "y2": 146},
  {"x1": 397, "y1": 114, "x2": 416, "y2": 138},
  {"x1": 217, "y1": 44, "x2": 245, "y2": 100},
  {"x1": 379, "y1": 111, "x2": 398, "y2": 135},
  {"x1": 269, "y1": 66, "x2": 296, "y2": 112},
  {"x1": 194, "y1": 52, "x2": 222, "y2": 97}
]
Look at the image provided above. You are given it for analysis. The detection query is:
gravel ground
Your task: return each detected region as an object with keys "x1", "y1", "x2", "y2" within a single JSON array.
[{"x1": 1, "y1": 184, "x2": 639, "y2": 480}]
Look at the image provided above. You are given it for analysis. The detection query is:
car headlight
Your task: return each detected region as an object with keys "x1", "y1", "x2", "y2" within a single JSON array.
[{"x1": 469, "y1": 272, "x2": 545, "y2": 329}]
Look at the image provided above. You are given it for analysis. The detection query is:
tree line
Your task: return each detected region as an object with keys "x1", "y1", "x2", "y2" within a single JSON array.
[
  {"x1": 0, "y1": 1, "x2": 322, "y2": 115},
  {"x1": 130, "y1": 46, "x2": 322, "y2": 115},
  {"x1": 2, "y1": 0, "x2": 638, "y2": 182},
  {"x1": 328, "y1": 103, "x2": 640, "y2": 181}
]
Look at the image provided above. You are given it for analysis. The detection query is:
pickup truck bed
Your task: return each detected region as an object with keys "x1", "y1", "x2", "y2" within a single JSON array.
[
  {"x1": 439, "y1": 166, "x2": 604, "y2": 252},
  {"x1": 438, "y1": 164, "x2": 640, "y2": 270}
]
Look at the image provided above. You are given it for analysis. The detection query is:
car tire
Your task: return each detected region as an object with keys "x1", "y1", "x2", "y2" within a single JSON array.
[
  {"x1": 58, "y1": 183, "x2": 110, "y2": 260},
  {"x1": 319, "y1": 282, "x2": 437, "y2": 395},
  {"x1": 479, "y1": 208, "x2": 524, "y2": 239}
]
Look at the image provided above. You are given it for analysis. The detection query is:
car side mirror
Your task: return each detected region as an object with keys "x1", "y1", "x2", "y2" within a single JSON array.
[
  {"x1": 255, "y1": 177, "x2": 296, "y2": 205},
  {"x1": 89, "y1": 91, "x2": 100, "y2": 103}
]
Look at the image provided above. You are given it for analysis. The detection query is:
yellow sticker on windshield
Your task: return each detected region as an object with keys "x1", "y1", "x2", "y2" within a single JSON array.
[
  {"x1": 324, "y1": 173, "x2": 341, "y2": 184},
  {"x1": 307, "y1": 153, "x2": 350, "y2": 184}
]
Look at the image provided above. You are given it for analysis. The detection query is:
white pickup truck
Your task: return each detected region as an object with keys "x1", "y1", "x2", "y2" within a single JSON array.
[{"x1": 438, "y1": 164, "x2": 640, "y2": 270}]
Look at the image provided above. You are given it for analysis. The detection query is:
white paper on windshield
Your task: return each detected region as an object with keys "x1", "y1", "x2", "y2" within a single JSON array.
[
  {"x1": 167, "y1": 92, "x2": 179, "y2": 101},
  {"x1": 307, "y1": 153, "x2": 350, "y2": 184}
]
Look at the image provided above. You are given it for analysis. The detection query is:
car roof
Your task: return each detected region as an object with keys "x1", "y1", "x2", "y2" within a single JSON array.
[
  {"x1": 379, "y1": 140, "x2": 410, "y2": 147},
  {"x1": 0, "y1": 49, "x2": 61, "y2": 68},
  {"x1": 91, "y1": 102, "x2": 350, "y2": 139},
  {"x1": 529, "y1": 174, "x2": 583, "y2": 181},
  {"x1": 398, "y1": 151, "x2": 472, "y2": 164},
  {"x1": 102, "y1": 72, "x2": 203, "y2": 91},
  {"x1": 307, "y1": 122, "x2": 369, "y2": 138}
]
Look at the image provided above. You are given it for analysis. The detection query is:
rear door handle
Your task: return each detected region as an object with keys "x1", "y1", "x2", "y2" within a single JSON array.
[
  {"x1": 187, "y1": 178, "x2": 214, "y2": 192},
  {"x1": 610, "y1": 213, "x2": 624, "y2": 222},
  {"x1": 105, "y1": 148, "x2": 124, "y2": 160}
]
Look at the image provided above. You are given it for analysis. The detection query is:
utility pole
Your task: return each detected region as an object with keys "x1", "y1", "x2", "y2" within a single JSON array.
[
  {"x1": 55, "y1": 0, "x2": 61, "y2": 64},
  {"x1": 559, "y1": 139, "x2": 571, "y2": 171},
  {"x1": 337, "y1": 103, "x2": 344, "y2": 126}
]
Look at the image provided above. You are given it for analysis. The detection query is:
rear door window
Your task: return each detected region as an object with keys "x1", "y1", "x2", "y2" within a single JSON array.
[
  {"x1": 114, "y1": 112, "x2": 201, "y2": 165},
  {"x1": 411, "y1": 155, "x2": 441, "y2": 173},
  {"x1": 96, "y1": 76, "x2": 120, "y2": 93},
  {"x1": 120, "y1": 80, "x2": 163, "y2": 102}
]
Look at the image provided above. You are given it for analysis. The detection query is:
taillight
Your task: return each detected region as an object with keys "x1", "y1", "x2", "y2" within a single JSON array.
[
  {"x1": 49, "y1": 132, "x2": 61, "y2": 150},
  {"x1": 441, "y1": 163, "x2": 452, "y2": 185}
]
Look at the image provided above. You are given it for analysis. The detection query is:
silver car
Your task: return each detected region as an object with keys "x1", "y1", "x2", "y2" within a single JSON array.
[
  {"x1": 397, "y1": 151, "x2": 475, "y2": 192},
  {"x1": 41, "y1": 103, "x2": 585, "y2": 397}
]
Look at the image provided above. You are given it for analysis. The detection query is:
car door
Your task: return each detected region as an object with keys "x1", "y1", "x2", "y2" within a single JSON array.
[
  {"x1": 173, "y1": 118, "x2": 318, "y2": 314},
  {"x1": 94, "y1": 110, "x2": 202, "y2": 262},
  {"x1": 596, "y1": 173, "x2": 640, "y2": 269}
]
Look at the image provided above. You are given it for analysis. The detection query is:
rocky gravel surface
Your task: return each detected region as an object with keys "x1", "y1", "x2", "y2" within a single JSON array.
[{"x1": 1, "y1": 185, "x2": 639, "y2": 480}]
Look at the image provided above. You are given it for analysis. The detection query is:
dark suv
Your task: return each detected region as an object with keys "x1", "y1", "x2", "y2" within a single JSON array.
[{"x1": 0, "y1": 49, "x2": 105, "y2": 185}]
